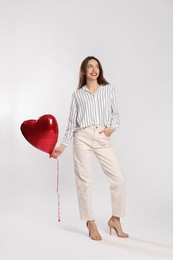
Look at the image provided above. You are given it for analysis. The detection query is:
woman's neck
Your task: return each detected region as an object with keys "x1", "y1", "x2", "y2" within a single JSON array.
[{"x1": 86, "y1": 80, "x2": 99, "y2": 91}]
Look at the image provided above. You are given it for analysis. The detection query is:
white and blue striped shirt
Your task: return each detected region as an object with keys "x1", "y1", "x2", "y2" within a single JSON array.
[{"x1": 62, "y1": 84, "x2": 120, "y2": 145}]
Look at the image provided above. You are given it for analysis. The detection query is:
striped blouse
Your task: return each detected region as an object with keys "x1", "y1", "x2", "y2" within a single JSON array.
[{"x1": 62, "y1": 84, "x2": 120, "y2": 145}]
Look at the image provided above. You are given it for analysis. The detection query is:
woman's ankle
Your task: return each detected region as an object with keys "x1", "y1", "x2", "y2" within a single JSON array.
[
  {"x1": 111, "y1": 216, "x2": 120, "y2": 221},
  {"x1": 86, "y1": 219, "x2": 95, "y2": 224}
]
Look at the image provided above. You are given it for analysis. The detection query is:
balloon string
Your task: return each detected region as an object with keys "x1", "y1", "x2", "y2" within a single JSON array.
[{"x1": 56, "y1": 159, "x2": 61, "y2": 222}]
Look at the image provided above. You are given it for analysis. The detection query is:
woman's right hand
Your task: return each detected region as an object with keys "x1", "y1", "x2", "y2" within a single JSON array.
[{"x1": 50, "y1": 144, "x2": 66, "y2": 159}]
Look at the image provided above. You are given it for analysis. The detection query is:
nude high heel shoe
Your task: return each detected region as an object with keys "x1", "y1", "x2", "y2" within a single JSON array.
[
  {"x1": 86, "y1": 220, "x2": 102, "y2": 240},
  {"x1": 108, "y1": 217, "x2": 129, "y2": 238}
]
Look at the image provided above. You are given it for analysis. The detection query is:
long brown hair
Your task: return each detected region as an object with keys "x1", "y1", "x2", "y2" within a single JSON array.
[{"x1": 78, "y1": 56, "x2": 109, "y2": 89}]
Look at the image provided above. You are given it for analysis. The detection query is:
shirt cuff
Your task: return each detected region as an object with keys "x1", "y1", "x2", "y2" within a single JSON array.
[{"x1": 61, "y1": 140, "x2": 70, "y2": 146}]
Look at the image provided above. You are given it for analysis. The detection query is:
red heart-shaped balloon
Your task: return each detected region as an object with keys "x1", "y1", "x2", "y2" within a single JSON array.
[{"x1": 21, "y1": 114, "x2": 58, "y2": 155}]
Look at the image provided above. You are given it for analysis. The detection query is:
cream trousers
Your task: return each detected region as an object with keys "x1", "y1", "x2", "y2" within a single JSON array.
[{"x1": 73, "y1": 126, "x2": 125, "y2": 221}]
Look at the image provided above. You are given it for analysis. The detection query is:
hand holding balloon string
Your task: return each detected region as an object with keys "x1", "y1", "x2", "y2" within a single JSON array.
[{"x1": 50, "y1": 144, "x2": 66, "y2": 158}]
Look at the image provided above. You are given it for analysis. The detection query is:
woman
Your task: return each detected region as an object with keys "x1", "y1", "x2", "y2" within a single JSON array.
[{"x1": 51, "y1": 56, "x2": 128, "y2": 240}]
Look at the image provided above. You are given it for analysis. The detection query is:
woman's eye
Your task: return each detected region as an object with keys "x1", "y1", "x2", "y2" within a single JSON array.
[{"x1": 88, "y1": 65, "x2": 99, "y2": 69}]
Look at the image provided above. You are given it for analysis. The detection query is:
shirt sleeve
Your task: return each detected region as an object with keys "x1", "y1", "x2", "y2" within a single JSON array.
[
  {"x1": 62, "y1": 93, "x2": 77, "y2": 145},
  {"x1": 110, "y1": 87, "x2": 120, "y2": 129}
]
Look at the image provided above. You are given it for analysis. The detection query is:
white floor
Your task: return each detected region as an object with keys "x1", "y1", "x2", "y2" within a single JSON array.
[{"x1": 1, "y1": 192, "x2": 173, "y2": 260}]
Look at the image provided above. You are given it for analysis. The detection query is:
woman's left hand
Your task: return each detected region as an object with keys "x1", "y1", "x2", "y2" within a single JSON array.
[{"x1": 99, "y1": 127, "x2": 115, "y2": 137}]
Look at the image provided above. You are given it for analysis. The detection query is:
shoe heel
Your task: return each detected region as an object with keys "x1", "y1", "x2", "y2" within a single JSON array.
[{"x1": 109, "y1": 227, "x2": 112, "y2": 235}]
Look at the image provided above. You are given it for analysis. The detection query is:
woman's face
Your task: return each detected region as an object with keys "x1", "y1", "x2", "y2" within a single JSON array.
[{"x1": 85, "y1": 59, "x2": 100, "y2": 81}]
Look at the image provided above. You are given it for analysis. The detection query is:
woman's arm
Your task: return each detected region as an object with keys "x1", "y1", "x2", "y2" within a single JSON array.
[
  {"x1": 61, "y1": 92, "x2": 77, "y2": 145},
  {"x1": 50, "y1": 93, "x2": 77, "y2": 158},
  {"x1": 110, "y1": 87, "x2": 120, "y2": 129}
]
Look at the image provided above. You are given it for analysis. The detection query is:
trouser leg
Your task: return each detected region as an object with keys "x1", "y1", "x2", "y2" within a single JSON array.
[
  {"x1": 94, "y1": 145, "x2": 125, "y2": 217},
  {"x1": 73, "y1": 141, "x2": 93, "y2": 221}
]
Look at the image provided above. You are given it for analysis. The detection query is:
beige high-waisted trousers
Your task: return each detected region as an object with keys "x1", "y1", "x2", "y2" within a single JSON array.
[{"x1": 73, "y1": 126, "x2": 125, "y2": 221}]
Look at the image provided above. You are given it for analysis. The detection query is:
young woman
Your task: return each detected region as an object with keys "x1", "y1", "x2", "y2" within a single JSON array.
[{"x1": 51, "y1": 56, "x2": 128, "y2": 240}]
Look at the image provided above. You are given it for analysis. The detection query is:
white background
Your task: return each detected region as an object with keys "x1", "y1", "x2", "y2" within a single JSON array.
[{"x1": 0, "y1": 0, "x2": 173, "y2": 259}]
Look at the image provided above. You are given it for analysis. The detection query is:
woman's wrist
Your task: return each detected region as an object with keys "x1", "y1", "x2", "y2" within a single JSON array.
[{"x1": 60, "y1": 143, "x2": 66, "y2": 151}]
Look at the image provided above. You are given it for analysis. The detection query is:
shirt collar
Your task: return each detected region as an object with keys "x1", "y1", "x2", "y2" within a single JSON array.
[
  {"x1": 83, "y1": 85, "x2": 90, "y2": 93},
  {"x1": 83, "y1": 85, "x2": 102, "y2": 94}
]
